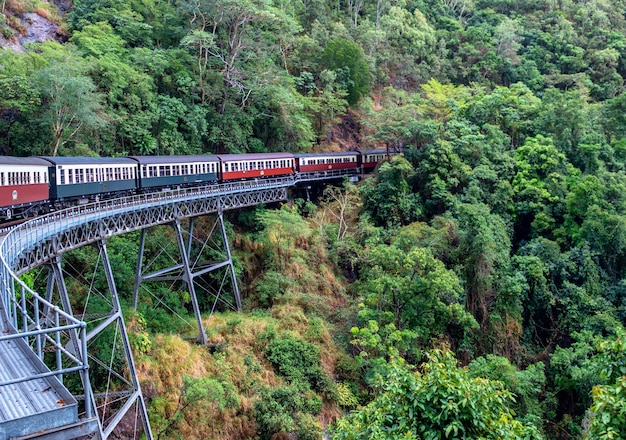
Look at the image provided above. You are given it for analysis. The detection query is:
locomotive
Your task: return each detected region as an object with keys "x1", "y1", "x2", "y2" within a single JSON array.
[{"x1": 0, "y1": 149, "x2": 397, "y2": 221}]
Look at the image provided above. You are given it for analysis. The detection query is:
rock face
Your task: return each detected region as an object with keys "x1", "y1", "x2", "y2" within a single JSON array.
[
  {"x1": 20, "y1": 12, "x2": 60, "y2": 45},
  {"x1": 1, "y1": 7, "x2": 64, "y2": 52}
]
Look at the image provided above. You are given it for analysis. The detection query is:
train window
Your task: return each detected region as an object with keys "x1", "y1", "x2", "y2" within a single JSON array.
[
  {"x1": 0, "y1": 172, "x2": 3, "y2": 186},
  {"x1": 68, "y1": 170, "x2": 73, "y2": 184},
  {"x1": 113, "y1": 168, "x2": 119, "y2": 180},
  {"x1": 60, "y1": 169, "x2": 65, "y2": 185}
]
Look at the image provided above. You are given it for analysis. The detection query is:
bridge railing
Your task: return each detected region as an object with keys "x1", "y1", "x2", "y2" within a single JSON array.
[
  {"x1": 0, "y1": 175, "x2": 296, "y2": 428},
  {"x1": 0, "y1": 174, "x2": 296, "y2": 331},
  {"x1": 0, "y1": 253, "x2": 94, "y2": 418}
]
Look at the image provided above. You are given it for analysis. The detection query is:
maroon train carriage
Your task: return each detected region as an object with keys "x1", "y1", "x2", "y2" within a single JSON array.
[
  {"x1": 0, "y1": 157, "x2": 51, "y2": 220},
  {"x1": 360, "y1": 149, "x2": 393, "y2": 172},
  {"x1": 218, "y1": 153, "x2": 295, "y2": 181},
  {"x1": 295, "y1": 151, "x2": 359, "y2": 173}
]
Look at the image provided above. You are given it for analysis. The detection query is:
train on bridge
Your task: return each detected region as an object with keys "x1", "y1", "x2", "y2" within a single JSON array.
[{"x1": 0, "y1": 149, "x2": 398, "y2": 221}]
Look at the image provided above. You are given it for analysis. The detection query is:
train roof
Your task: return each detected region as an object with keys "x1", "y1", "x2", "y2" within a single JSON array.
[
  {"x1": 38, "y1": 156, "x2": 137, "y2": 166},
  {"x1": 0, "y1": 156, "x2": 51, "y2": 166},
  {"x1": 360, "y1": 149, "x2": 397, "y2": 154},
  {"x1": 128, "y1": 155, "x2": 219, "y2": 164},
  {"x1": 294, "y1": 151, "x2": 359, "y2": 157},
  {"x1": 217, "y1": 153, "x2": 295, "y2": 161}
]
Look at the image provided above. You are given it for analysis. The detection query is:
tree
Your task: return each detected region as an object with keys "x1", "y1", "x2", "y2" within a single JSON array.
[
  {"x1": 322, "y1": 38, "x2": 371, "y2": 105},
  {"x1": 360, "y1": 156, "x2": 422, "y2": 227},
  {"x1": 512, "y1": 134, "x2": 576, "y2": 240},
  {"x1": 34, "y1": 50, "x2": 106, "y2": 156},
  {"x1": 353, "y1": 238, "x2": 476, "y2": 356},
  {"x1": 0, "y1": 75, "x2": 41, "y2": 155},
  {"x1": 419, "y1": 78, "x2": 468, "y2": 126},
  {"x1": 586, "y1": 331, "x2": 626, "y2": 439},
  {"x1": 331, "y1": 350, "x2": 540, "y2": 439}
]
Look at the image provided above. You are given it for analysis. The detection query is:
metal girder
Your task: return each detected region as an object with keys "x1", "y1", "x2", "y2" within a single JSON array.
[
  {"x1": 0, "y1": 176, "x2": 296, "y2": 440},
  {"x1": 8, "y1": 185, "x2": 288, "y2": 275}
]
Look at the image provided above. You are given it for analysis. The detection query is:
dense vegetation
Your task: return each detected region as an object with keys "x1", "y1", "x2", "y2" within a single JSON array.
[{"x1": 3, "y1": 0, "x2": 626, "y2": 438}]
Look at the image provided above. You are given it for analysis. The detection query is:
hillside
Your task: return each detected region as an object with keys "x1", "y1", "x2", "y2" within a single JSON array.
[{"x1": 3, "y1": 0, "x2": 626, "y2": 438}]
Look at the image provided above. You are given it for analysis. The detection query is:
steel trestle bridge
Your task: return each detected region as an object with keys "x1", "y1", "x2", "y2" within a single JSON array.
[{"x1": 0, "y1": 172, "x2": 347, "y2": 439}]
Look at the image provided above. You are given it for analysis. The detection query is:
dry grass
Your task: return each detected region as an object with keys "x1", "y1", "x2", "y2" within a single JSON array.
[
  {"x1": 5, "y1": 0, "x2": 25, "y2": 14},
  {"x1": 135, "y1": 208, "x2": 355, "y2": 438}
]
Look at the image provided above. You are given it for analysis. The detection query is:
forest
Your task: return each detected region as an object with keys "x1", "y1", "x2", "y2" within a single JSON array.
[{"x1": 2, "y1": 0, "x2": 626, "y2": 438}]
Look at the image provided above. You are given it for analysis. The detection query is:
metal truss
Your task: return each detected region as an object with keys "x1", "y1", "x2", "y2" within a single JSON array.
[
  {"x1": 5, "y1": 181, "x2": 289, "y2": 275},
  {"x1": 0, "y1": 177, "x2": 290, "y2": 440},
  {"x1": 133, "y1": 212, "x2": 241, "y2": 344}
]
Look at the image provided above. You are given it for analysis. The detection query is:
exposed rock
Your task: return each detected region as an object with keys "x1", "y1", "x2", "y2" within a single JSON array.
[{"x1": 1, "y1": 2, "x2": 66, "y2": 52}]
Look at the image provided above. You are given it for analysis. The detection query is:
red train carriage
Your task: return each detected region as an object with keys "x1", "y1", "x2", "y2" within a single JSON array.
[
  {"x1": 295, "y1": 152, "x2": 359, "y2": 173},
  {"x1": 360, "y1": 149, "x2": 392, "y2": 172},
  {"x1": 218, "y1": 153, "x2": 295, "y2": 181},
  {"x1": 0, "y1": 157, "x2": 51, "y2": 219}
]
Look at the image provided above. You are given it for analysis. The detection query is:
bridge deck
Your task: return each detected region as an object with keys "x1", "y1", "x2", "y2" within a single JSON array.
[{"x1": 0, "y1": 318, "x2": 79, "y2": 439}]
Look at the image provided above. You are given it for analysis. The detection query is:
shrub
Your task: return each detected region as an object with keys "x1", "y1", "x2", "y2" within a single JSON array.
[{"x1": 264, "y1": 336, "x2": 328, "y2": 393}]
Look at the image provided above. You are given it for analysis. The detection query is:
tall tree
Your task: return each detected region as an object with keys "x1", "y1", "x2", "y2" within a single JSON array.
[{"x1": 34, "y1": 51, "x2": 106, "y2": 156}]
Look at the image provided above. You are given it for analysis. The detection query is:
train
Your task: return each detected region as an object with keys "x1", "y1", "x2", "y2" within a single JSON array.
[{"x1": 0, "y1": 149, "x2": 398, "y2": 221}]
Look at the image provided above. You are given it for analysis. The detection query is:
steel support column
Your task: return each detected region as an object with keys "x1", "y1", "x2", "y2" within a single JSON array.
[
  {"x1": 95, "y1": 239, "x2": 153, "y2": 440},
  {"x1": 173, "y1": 218, "x2": 208, "y2": 344},
  {"x1": 133, "y1": 213, "x2": 241, "y2": 344},
  {"x1": 44, "y1": 255, "x2": 98, "y2": 424},
  {"x1": 217, "y1": 210, "x2": 241, "y2": 311}
]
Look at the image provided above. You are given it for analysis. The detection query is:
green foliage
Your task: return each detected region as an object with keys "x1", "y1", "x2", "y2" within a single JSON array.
[
  {"x1": 264, "y1": 335, "x2": 330, "y2": 395},
  {"x1": 254, "y1": 270, "x2": 295, "y2": 308},
  {"x1": 6, "y1": 0, "x2": 626, "y2": 437},
  {"x1": 322, "y1": 38, "x2": 370, "y2": 105},
  {"x1": 155, "y1": 374, "x2": 239, "y2": 439},
  {"x1": 331, "y1": 350, "x2": 540, "y2": 440},
  {"x1": 360, "y1": 156, "x2": 422, "y2": 227},
  {"x1": 468, "y1": 355, "x2": 546, "y2": 428},
  {"x1": 253, "y1": 383, "x2": 322, "y2": 439}
]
